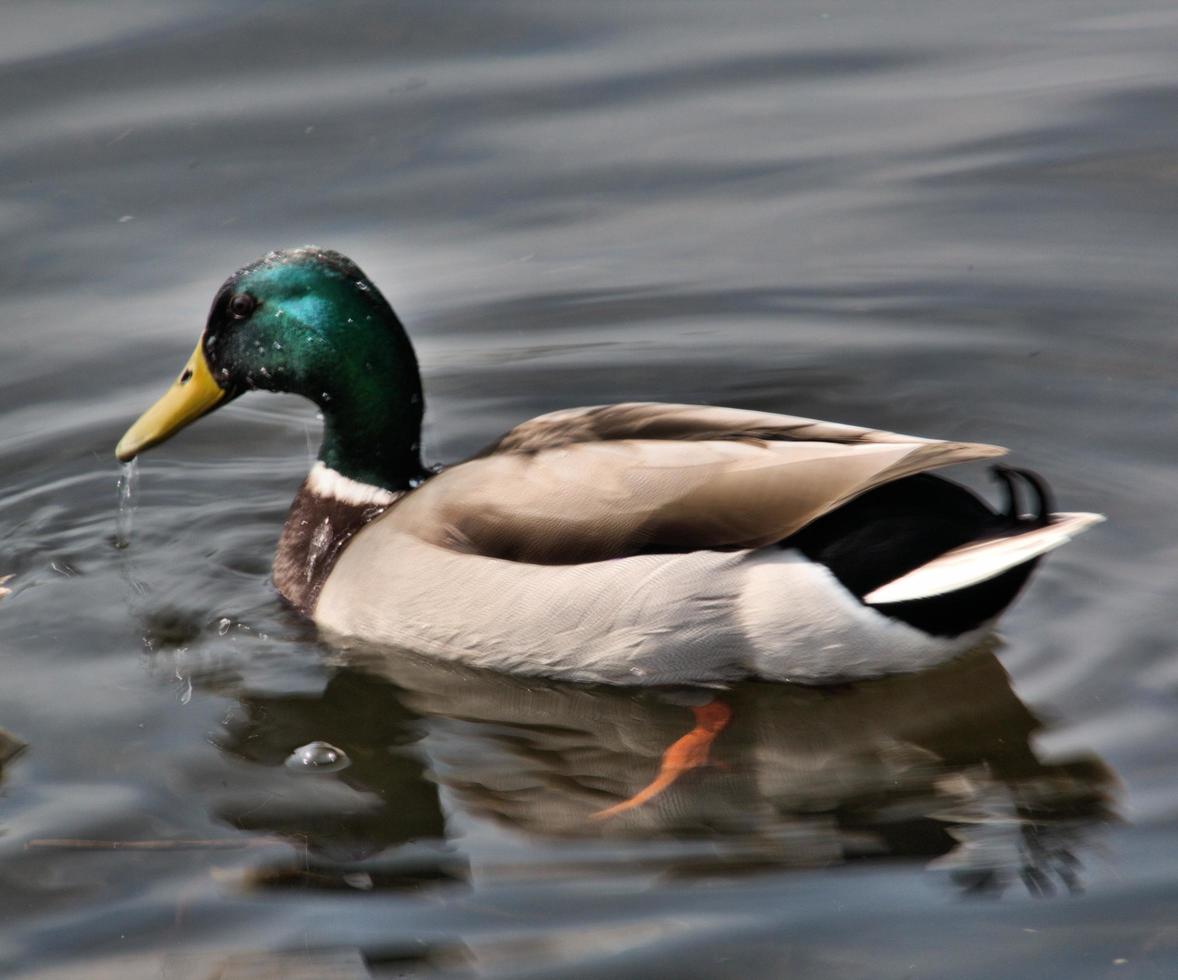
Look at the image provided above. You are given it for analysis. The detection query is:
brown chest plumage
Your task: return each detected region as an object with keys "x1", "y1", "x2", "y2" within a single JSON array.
[{"x1": 272, "y1": 480, "x2": 392, "y2": 614}]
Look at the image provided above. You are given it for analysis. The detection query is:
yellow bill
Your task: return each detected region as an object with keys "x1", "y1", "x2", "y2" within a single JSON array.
[{"x1": 115, "y1": 339, "x2": 225, "y2": 461}]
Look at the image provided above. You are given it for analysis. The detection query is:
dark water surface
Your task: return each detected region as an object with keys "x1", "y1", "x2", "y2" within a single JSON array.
[{"x1": 4, "y1": 1, "x2": 1178, "y2": 976}]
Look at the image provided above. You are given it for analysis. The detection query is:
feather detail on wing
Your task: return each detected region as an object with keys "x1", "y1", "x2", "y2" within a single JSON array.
[
  {"x1": 480, "y1": 402, "x2": 996, "y2": 455},
  {"x1": 383, "y1": 405, "x2": 1006, "y2": 564}
]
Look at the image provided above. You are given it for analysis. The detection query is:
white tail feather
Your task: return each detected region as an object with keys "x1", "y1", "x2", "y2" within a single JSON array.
[{"x1": 863, "y1": 512, "x2": 1105, "y2": 605}]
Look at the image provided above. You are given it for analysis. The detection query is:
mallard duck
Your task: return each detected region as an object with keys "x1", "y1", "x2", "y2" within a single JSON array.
[{"x1": 116, "y1": 247, "x2": 1102, "y2": 686}]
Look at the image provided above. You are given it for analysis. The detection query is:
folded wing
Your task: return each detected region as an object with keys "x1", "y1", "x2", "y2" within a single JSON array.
[
  {"x1": 481, "y1": 402, "x2": 980, "y2": 454},
  {"x1": 382, "y1": 404, "x2": 1006, "y2": 564}
]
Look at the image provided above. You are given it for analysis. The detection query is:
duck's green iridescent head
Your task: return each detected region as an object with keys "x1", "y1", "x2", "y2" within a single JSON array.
[{"x1": 116, "y1": 248, "x2": 425, "y2": 490}]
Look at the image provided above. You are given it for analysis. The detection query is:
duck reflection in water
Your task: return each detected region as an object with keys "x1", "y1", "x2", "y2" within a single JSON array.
[{"x1": 211, "y1": 642, "x2": 1115, "y2": 898}]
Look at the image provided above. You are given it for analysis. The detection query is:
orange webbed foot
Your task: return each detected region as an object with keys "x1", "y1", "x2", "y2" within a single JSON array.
[{"x1": 591, "y1": 699, "x2": 732, "y2": 821}]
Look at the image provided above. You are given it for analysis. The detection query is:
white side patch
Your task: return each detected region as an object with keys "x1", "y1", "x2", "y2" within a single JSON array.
[
  {"x1": 307, "y1": 461, "x2": 398, "y2": 507},
  {"x1": 864, "y1": 512, "x2": 1105, "y2": 605},
  {"x1": 736, "y1": 550, "x2": 989, "y2": 682}
]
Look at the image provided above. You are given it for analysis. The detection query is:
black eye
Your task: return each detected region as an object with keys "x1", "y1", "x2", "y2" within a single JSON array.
[{"x1": 228, "y1": 293, "x2": 256, "y2": 319}]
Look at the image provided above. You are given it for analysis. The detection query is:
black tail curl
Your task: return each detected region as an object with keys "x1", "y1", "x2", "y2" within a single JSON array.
[
  {"x1": 990, "y1": 465, "x2": 1053, "y2": 527},
  {"x1": 783, "y1": 469, "x2": 1053, "y2": 637}
]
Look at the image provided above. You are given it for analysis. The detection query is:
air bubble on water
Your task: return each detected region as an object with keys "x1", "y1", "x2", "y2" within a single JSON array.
[
  {"x1": 114, "y1": 459, "x2": 139, "y2": 549},
  {"x1": 217, "y1": 617, "x2": 232, "y2": 635},
  {"x1": 285, "y1": 741, "x2": 350, "y2": 773}
]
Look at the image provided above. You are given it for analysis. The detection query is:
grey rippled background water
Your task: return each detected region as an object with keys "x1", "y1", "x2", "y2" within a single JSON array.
[{"x1": 3, "y1": 1, "x2": 1178, "y2": 977}]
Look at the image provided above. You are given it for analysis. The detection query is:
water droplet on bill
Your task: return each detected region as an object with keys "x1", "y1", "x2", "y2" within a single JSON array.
[{"x1": 114, "y1": 459, "x2": 139, "y2": 549}]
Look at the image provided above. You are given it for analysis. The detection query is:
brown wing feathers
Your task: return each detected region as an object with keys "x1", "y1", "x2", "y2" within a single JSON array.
[
  {"x1": 387, "y1": 404, "x2": 1006, "y2": 565},
  {"x1": 481, "y1": 403, "x2": 981, "y2": 454}
]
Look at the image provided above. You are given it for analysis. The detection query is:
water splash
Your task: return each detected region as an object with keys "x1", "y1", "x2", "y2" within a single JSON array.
[
  {"x1": 175, "y1": 651, "x2": 193, "y2": 705},
  {"x1": 114, "y1": 459, "x2": 139, "y2": 549}
]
